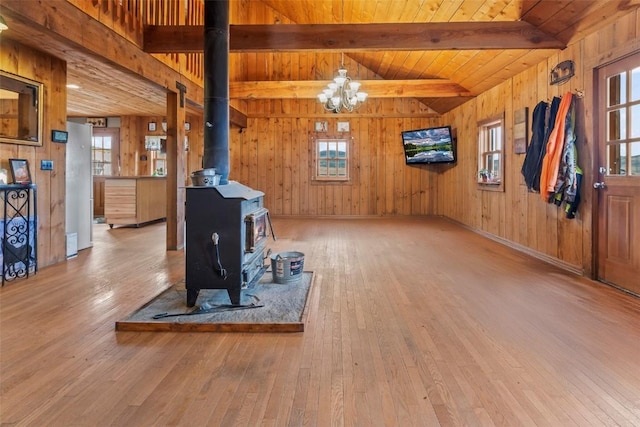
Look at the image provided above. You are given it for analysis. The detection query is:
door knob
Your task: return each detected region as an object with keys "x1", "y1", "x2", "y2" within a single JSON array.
[{"x1": 593, "y1": 182, "x2": 607, "y2": 189}]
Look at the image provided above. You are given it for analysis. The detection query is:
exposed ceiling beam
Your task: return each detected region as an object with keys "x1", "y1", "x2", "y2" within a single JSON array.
[
  {"x1": 229, "y1": 80, "x2": 473, "y2": 99},
  {"x1": 144, "y1": 22, "x2": 566, "y2": 53}
]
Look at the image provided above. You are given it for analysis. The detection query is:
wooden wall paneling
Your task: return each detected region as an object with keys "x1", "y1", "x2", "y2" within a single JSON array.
[
  {"x1": 118, "y1": 116, "x2": 134, "y2": 176},
  {"x1": 248, "y1": 119, "x2": 260, "y2": 190},
  {"x1": 240, "y1": 126, "x2": 253, "y2": 185},
  {"x1": 360, "y1": 119, "x2": 382, "y2": 215},
  {"x1": 299, "y1": 120, "x2": 310, "y2": 215},
  {"x1": 440, "y1": 106, "x2": 459, "y2": 221},
  {"x1": 398, "y1": 118, "x2": 411, "y2": 215},
  {"x1": 138, "y1": 117, "x2": 150, "y2": 176},
  {"x1": 389, "y1": 115, "x2": 402, "y2": 215},
  {"x1": 256, "y1": 117, "x2": 269, "y2": 207},
  {"x1": 344, "y1": 131, "x2": 355, "y2": 216},
  {"x1": 512, "y1": 66, "x2": 538, "y2": 247},
  {"x1": 276, "y1": 117, "x2": 286, "y2": 214},
  {"x1": 282, "y1": 117, "x2": 293, "y2": 215},
  {"x1": 231, "y1": 124, "x2": 243, "y2": 183},
  {"x1": 289, "y1": 118, "x2": 301, "y2": 215},
  {"x1": 372, "y1": 118, "x2": 383, "y2": 215},
  {"x1": 47, "y1": 55, "x2": 68, "y2": 265},
  {"x1": 268, "y1": 116, "x2": 279, "y2": 213},
  {"x1": 403, "y1": 118, "x2": 418, "y2": 216},
  {"x1": 501, "y1": 80, "x2": 513, "y2": 238},
  {"x1": 228, "y1": 127, "x2": 239, "y2": 181},
  {"x1": 356, "y1": 118, "x2": 369, "y2": 215},
  {"x1": 465, "y1": 91, "x2": 481, "y2": 229},
  {"x1": 393, "y1": 116, "x2": 406, "y2": 216},
  {"x1": 33, "y1": 54, "x2": 54, "y2": 266},
  {"x1": 262, "y1": 115, "x2": 275, "y2": 210},
  {"x1": 349, "y1": 120, "x2": 360, "y2": 215}
]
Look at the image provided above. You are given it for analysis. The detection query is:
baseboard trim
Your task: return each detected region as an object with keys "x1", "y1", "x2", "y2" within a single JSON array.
[{"x1": 446, "y1": 218, "x2": 584, "y2": 276}]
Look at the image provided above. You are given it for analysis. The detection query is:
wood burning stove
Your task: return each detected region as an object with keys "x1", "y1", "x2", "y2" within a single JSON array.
[{"x1": 185, "y1": 182, "x2": 272, "y2": 307}]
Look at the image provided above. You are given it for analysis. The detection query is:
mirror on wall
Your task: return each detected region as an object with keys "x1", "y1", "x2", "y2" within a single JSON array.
[{"x1": 0, "y1": 71, "x2": 43, "y2": 146}]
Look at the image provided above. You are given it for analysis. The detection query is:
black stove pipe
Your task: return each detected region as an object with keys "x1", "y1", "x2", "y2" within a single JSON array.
[{"x1": 203, "y1": 0, "x2": 230, "y2": 185}]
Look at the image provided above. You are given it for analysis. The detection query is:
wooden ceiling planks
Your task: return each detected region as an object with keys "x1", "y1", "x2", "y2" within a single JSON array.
[{"x1": 3, "y1": 0, "x2": 638, "y2": 117}]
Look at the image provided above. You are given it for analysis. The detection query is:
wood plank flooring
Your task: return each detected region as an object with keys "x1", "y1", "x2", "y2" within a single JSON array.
[{"x1": 1, "y1": 217, "x2": 639, "y2": 426}]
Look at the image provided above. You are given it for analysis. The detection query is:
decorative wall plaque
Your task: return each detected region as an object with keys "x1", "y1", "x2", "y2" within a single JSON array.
[{"x1": 514, "y1": 107, "x2": 528, "y2": 154}]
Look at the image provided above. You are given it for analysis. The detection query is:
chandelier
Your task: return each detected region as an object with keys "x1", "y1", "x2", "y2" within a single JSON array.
[{"x1": 317, "y1": 54, "x2": 368, "y2": 113}]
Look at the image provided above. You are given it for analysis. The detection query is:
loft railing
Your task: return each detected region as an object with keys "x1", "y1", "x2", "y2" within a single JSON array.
[{"x1": 69, "y1": 0, "x2": 204, "y2": 85}]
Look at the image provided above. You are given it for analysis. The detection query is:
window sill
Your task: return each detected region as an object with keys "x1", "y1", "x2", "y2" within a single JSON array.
[{"x1": 477, "y1": 181, "x2": 504, "y2": 192}]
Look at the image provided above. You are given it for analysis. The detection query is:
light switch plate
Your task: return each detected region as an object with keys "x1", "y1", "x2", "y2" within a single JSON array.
[{"x1": 41, "y1": 160, "x2": 53, "y2": 171}]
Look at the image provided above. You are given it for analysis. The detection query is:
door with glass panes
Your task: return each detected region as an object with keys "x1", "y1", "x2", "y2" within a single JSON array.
[{"x1": 595, "y1": 52, "x2": 640, "y2": 295}]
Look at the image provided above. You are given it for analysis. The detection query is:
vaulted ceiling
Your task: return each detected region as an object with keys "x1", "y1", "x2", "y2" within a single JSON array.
[{"x1": 1, "y1": 0, "x2": 638, "y2": 118}]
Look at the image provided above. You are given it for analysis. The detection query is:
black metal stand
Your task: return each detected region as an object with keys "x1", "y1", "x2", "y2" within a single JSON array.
[{"x1": 1, "y1": 184, "x2": 37, "y2": 285}]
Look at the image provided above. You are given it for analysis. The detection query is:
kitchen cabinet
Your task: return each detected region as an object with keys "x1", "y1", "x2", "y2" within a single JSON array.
[{"x1": 104, "y1": 177, "x2": 166, "y2": 227}]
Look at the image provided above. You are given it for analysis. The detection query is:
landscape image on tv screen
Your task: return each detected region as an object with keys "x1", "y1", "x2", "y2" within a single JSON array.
[{"x1": 401, "y1": 126, "x2": 455, "y2": 164}]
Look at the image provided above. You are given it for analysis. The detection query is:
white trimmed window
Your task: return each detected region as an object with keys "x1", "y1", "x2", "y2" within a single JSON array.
[
  {"x1": 91, "y1": 134, "x2": 113, "y2": 176},
  {"x1": 477, "y1": 114, "x2": 504, "y2": 191},
  {"x1": 313, "y1": 138, "x2": 350, "y2": 182}
]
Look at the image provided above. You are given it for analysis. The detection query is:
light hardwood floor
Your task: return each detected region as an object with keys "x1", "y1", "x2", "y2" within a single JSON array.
[{"x1": 1, "y1": 217, "x2": 639, "y2": 426}]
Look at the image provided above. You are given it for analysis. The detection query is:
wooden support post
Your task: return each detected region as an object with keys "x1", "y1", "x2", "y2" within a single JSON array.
[{"x1": 166, "y1": 90, "x2": 185, "y2": 250}]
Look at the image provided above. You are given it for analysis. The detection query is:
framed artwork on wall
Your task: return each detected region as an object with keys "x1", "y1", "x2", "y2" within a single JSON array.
[
  {"x1": 315, "y1": 121, "x2": 328, "y2": 132},
  {"x1": 9, "y1": 158, "x2": 31, "y2": 184},
  {"x1": 337, "y1": 121, "x2": 350, "y2": 132},
  {"x1": 514, "y1": 107, "x2": 528, "y2": 154}
]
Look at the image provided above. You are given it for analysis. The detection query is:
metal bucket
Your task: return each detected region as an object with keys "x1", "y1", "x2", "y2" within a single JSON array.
[
  {"x1": 190, "y1": 168, "x2": 220, "y2": 186},
  {"x1": 270, "y1": 251, "x2": 305, "y2": 284}
]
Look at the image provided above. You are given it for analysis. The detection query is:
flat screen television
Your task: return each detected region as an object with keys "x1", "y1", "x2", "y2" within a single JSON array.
[{"x1": 401, "y1": 125, "x2": 455, "y2": 165}]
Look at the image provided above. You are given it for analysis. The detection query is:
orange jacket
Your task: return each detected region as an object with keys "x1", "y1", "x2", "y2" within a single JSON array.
[{"x1": 539, "y1": 92, "x2": 573, "y2": 201}]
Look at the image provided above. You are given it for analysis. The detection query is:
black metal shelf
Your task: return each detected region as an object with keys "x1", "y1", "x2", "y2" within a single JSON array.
[{"x1": 1, "y1": 184, "x2": 37, "y2": 285}]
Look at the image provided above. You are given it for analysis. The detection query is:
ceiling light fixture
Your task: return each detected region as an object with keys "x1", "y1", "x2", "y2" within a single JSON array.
[
  {"x1": 0, "y1": 16, "x2": 9, "y2": 32},
  {"x1": 317, "y1": 53, "x2": 368, "y2": 113}
]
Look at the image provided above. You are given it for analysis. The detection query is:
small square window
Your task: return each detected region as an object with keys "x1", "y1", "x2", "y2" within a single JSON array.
[{"x1": 312, "y1": 138, "x2": 350, "y2": 182}]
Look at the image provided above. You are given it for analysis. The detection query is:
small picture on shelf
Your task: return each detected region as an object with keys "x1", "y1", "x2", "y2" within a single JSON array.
[{"x1": 9, "y1": 159, "x2": 31, "y2": 184}]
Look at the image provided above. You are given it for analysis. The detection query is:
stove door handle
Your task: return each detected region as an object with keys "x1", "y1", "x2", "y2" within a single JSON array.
[{"x1": 211, "y1": 232, "x2": 228, "y2": 279}]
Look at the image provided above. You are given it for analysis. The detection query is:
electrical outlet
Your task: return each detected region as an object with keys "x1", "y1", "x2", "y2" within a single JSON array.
[{"x1": 41, "y1": 160, "x2": 53, "y2": 171}]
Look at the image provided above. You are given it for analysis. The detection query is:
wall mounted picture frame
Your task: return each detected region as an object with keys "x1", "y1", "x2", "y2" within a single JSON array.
[
  {"x1": 185, "y1": 122, "x2": 191, "y2": 131},
  {"x1": 337, "y1": 121, "x2": 350, "y2": 132},
  {"x1": 148, "y1": 122, "x2": 157, "y2": 132},
  {"x1": 514, "y1": 107, "x2": 528, "y2": 154},
  {"x1": 315, "y1": 121, "x2": 328, "y2": 132},
  {"x1": 9, "y1": 158, "x2": 31, "y2": 184}
]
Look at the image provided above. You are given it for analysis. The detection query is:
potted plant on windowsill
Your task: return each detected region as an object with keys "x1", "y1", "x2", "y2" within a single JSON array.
[{"x1": 478, "y1": 169, "x2": 491, "y2": 182}]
